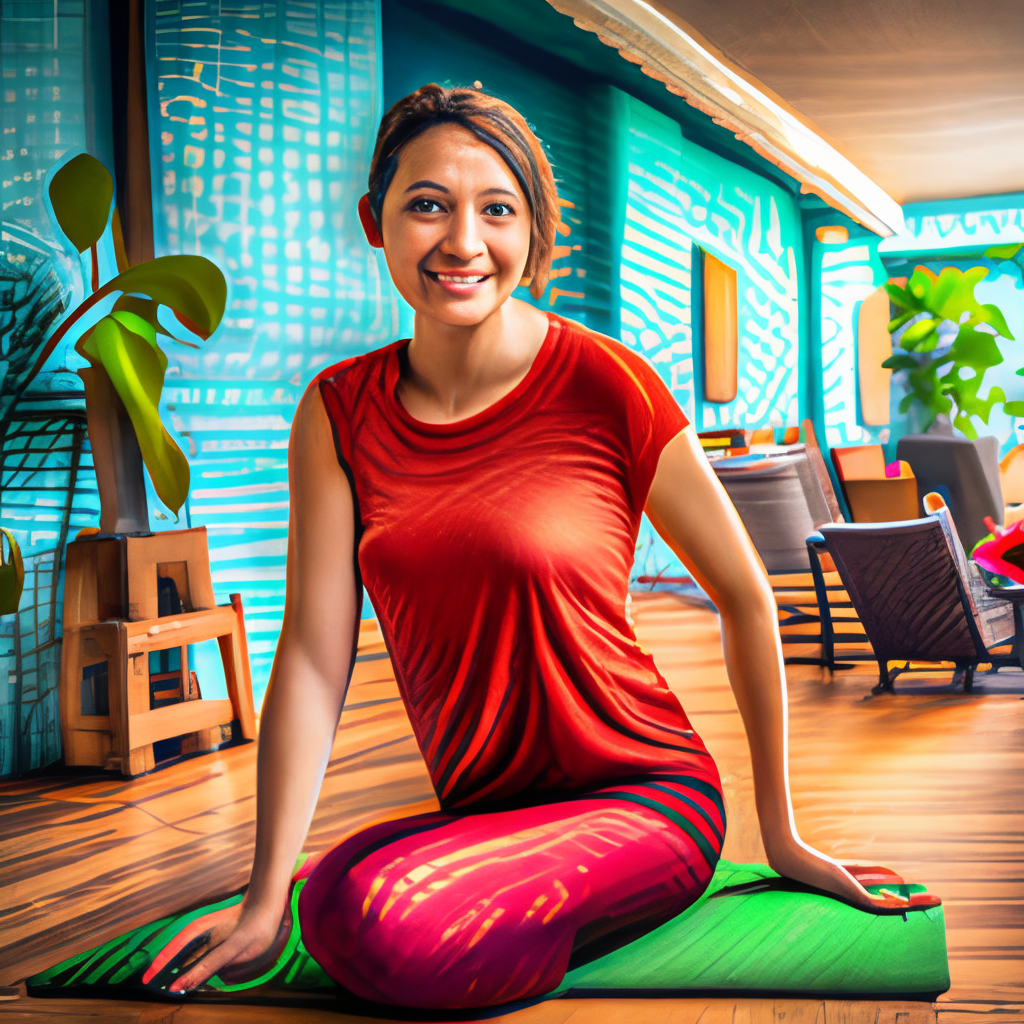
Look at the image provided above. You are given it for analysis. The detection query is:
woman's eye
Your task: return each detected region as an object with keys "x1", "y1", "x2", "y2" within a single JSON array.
[
  {"x1": 484, "y1": 202, "x2": 514, "y2": 217},
  {"x1": 409, "y1": 198, "x2": 443, "y2": 214}
]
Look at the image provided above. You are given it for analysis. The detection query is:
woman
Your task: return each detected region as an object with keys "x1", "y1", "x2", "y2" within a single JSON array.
[{"x1": 167, "y1": 84, "x2": 913, "y2": 1008}]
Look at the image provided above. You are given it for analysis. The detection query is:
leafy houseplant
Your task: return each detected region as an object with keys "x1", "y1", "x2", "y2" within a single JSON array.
[
  {"x1": 29, "y1": 153, "x2": 227, "y2": 534},
  {"x1": 883, "y1": 265, "x2": 1020, "y2": 439}
]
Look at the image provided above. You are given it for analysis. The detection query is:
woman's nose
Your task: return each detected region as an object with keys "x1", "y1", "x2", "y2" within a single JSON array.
[{"x1": 440, "y1": 208, "x2": 484, "y2": 260}]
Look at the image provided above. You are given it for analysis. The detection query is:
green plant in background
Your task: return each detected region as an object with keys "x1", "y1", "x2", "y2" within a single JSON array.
[
  {"x1": 27, "y1": 153, "x2": 227, "y2": 530},
  {"x1": 883, "y1": 265, "x2": 1020, "y2": 438},
  {"x1": 984, "y1": 243, "x2": 1024, "y2": 387}
]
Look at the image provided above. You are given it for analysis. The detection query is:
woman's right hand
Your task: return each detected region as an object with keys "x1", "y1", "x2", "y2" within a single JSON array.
[{"x1": 150, "y1": 899, "x2": 287, "y2": 993}]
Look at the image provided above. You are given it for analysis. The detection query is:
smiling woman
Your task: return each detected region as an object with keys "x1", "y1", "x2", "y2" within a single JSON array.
[{"x1": 158, "y1": 83, "x2": 931, "y2": 1010}]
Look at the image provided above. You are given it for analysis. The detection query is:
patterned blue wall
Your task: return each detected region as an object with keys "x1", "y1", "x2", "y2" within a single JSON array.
[
  {"x1": 0, "y1": 0, "x2": 112, "y2": 775},
  {"x1": 617, "y1": 94, "x2": 805, "y2": 582},
  {"x1": 809, "y1": 227, "x2": 891, "y2": 451},
  {"x1": 146, "y1": 0, "x2": 392, "y2": 710}
]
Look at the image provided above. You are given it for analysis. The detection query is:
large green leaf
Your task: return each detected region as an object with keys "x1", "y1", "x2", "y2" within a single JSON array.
[
  {"x1": 948, "y1": 326, "x2": 1005, "y2": 370},
  {"x1": 887, "y1": 310, "x2": 919, "y2": 333},
  {"x1": 884, "y1": 282, "x2": 913, "y2": 310},
  {"x1": 1004, "y1": 400, "x2": 1024, "y2": 416},
  {"x1": 105, "y1": 256, "x2": 227, "y2": 339},
  {"x1": 112, "y1": 295, "x2": 201, "y2": 349},
  {"x1": 89, "y1": 316, "x2": 190, "y2": 518},
  {"x1": 903, "y1": 265, "x2": 1014, "y2": 338},
  {"x1": 882, "y1": 353, "x2": 919, "y2": 371},
  {"x1": 899, "y1": 317, "x2": 941, "y2": 346},
  {"x1": 48, "y1": 154, "x2": 113, "y2": 253}
]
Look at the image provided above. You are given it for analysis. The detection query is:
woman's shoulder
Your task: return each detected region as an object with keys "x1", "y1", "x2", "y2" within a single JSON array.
[
  {"x1": 311, "y1": 338, "x2": 405, "y2": 395},
  {"x1": 549, "y1": 313, "x2": 671, "y2": 400}
]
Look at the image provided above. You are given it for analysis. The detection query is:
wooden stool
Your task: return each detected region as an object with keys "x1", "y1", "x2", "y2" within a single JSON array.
[{"x1": 59, "y1": 527, "x2": 257, "y2": 776}]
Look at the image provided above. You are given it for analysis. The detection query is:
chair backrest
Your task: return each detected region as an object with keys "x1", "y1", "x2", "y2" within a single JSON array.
[
  {"x1": 923, "y1": 492, "x2": 1014, "y2": 649},
  {"x1": 830, "y1": 444, "x2": 887, "y2": 481},
  {"x1": 713, "y1": 452, "x2": 833, "y2": 572},
  {"x1": 800, "y1": 419, "x2": 843, "y2": 523},
  {"x1": 841, "y1": 466, "x2": 919, "y2": 523},
  {"x1": 896, "y1": 434, "x2": 1004, "y2": 548},
  {"x1": 817, "y1": 517, "x2": 988, "y2": 663}
]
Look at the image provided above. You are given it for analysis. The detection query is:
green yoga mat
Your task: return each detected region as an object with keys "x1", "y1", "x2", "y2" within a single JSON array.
[{"x1": 25, "y1": 860, "x2": 950, "y2": 1011}]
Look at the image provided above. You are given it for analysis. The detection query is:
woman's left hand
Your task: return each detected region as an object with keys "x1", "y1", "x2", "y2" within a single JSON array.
[{"x1": 765, "y1": 836, "x2": 911, "y2": 911}]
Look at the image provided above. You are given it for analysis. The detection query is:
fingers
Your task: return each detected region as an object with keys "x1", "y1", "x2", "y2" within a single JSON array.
[
  {"x1": 843, "y1": 864, "x2": 905, "y2": 886},
  {"x1": 164, "y1": 911, "x2": 284, "y2": 994},
  {"x1": 169, "y1": 932, "x2": 248, "y2": 993},
  {"x1": 141, "y1": 907, "x2": 236, "y2": 986}
]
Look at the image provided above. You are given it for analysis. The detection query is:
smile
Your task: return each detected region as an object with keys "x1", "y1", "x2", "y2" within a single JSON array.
[{"x1": 425, "y1": 271, "x2": 491, "y2": 283}]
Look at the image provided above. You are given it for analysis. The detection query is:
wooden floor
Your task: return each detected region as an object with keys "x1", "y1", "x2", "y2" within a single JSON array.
[{"x1": 0, "y1": 593, "x2": 1021, "y2": 1023}]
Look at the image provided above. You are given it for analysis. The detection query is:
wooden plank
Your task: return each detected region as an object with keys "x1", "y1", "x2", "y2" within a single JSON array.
[
  {"x1": 124, "y1": 607, "x2": 236, "y2": 652},
  {"x1": 858, "y1": 283, "x2": 893, "y2": 426},
  {"x1": 127, "y1": 698, "x2": 234, "y2": 749},
  {"x1": 702, "y1": 250, "x2": 739, "y2": 403}
]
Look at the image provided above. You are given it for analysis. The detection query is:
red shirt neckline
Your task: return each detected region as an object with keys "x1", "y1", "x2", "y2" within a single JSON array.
[{"x1": 385, "y1": 312, "x2": 562, "y2": 436}]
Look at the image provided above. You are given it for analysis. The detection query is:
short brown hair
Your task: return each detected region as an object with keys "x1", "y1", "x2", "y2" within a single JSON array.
[{"x1": 367, "y1": 84, "x2": 561, "y2": 301}]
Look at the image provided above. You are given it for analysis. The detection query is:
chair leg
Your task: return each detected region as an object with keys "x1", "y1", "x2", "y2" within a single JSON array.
[
  {"x1": 872, "y1": 660, "x2": 906, "y2": 695},
  {"x1": 964, "y1": 664, "x2": 974, "y2": 693},
  {"x1": 873, "y1": 660, "x2": 892, "y2": 695}
]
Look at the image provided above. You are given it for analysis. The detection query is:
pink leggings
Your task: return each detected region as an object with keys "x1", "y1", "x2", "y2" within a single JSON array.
[{"x1": 296, "y1": 773, "x2": 725, "y2": 1009}]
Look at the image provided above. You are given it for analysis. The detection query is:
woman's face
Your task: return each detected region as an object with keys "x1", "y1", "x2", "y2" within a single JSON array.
[{"x1": 378, "y1": 123, "x2": 533, "y2": 330}]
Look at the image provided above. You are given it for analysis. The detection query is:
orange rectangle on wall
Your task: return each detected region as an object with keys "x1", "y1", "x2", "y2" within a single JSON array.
[
  {"x1": 858, "y1": 284, "x2": 892, "y2": 426},
  {"x1": 703, "y1": 251, "x2": 738, "y2": 403}
]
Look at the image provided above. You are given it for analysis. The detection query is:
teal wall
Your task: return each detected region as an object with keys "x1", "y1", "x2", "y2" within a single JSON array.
[
  {"x1": 0, "y1": 0, "x2": 114, "y2": 776},
  {"x1": 381, "y1": 0, "x2": 621, "y2": 338},
  {"x1": 617, "y1": 96, "x2": 805, "y2": 580},
  {"x1": 801, "y1": 209, "x2": 891, "y2": 453},
  {"x1": 144, "y1": 0, "x2": 389, "y2": 713}
]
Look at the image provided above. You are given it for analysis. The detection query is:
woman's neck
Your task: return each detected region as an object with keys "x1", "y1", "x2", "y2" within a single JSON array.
[{"x1": 401, "y1": 300, "x2": 550, "y2": 422}]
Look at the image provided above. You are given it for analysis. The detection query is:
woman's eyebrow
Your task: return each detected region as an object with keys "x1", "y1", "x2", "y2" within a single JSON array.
[
  {"x1": 402, "y1": 181, "x2": 519, "y2": 200},
  {"x1": 404, "y1": 179, "x2": 448, "y2": 193}
]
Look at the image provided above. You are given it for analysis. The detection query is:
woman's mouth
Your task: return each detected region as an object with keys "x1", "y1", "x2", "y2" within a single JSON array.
[{"x1": 424, "y1": 270, "x2": 492, "y2": 294}]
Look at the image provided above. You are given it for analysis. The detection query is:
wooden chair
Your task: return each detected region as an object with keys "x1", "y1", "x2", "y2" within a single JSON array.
[
  {"x1": 806, "y1": 499, "x2": 1017, "y2": 694},
  {"x1": 830, "y1": 444, "x2": 918, "y2": 522},
  {"x1": 59, "y1": 527, "x2": 257, "y2": 776}
]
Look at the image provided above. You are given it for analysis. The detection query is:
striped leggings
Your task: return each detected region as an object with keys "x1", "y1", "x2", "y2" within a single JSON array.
[{"x1": 296, "y1": 772, "x2": 726, "y2": 1009}]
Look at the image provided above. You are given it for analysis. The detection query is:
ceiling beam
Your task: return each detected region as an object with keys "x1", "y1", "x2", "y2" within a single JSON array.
[{"x1": 545, "y1": 0, "x2": 905, "y2": 237}]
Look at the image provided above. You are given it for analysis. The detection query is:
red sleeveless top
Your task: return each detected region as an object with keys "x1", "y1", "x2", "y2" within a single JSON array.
[{"x1": 314, "y1": 312, "x2": 720, "y2": 809}]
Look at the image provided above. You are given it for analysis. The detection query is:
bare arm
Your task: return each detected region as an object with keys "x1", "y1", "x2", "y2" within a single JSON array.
[
  {"x1": 170, "y1": 384, "x2": 360, "y2": 989},
  {"x1": 645, "y1": 425, "x2": 886, "y2": 907}
]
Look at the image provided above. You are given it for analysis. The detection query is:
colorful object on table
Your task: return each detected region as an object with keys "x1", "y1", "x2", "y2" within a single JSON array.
[
  {"x1": 971, "y1": 516, "x2": 1024, "y2": 587},
  {"x1": 26, "y1": 858, "x2": 948, "y2": 1008}
]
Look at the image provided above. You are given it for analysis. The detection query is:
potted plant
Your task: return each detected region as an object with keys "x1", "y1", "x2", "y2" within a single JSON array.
[
  {"x1": 26, "y1": 153, "x2": 226, "y2": 535},
  {"x1": 884, "y1": 265, "x2": 1021, "y2": 438}
]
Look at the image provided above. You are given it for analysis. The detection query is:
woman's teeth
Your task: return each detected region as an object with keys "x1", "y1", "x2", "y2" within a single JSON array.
[{"x1": 435, "y1": 274, "x2": 487, "y2": 283}]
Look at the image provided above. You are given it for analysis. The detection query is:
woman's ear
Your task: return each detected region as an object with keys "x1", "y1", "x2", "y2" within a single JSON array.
[{"x1": 358, "y1": 193, "x2": 384, "y2": 249}]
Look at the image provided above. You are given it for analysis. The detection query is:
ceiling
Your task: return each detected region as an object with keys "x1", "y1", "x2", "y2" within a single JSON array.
[{"x1": 648, "y1": 0, "x2": 1024, "y2": 205}]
